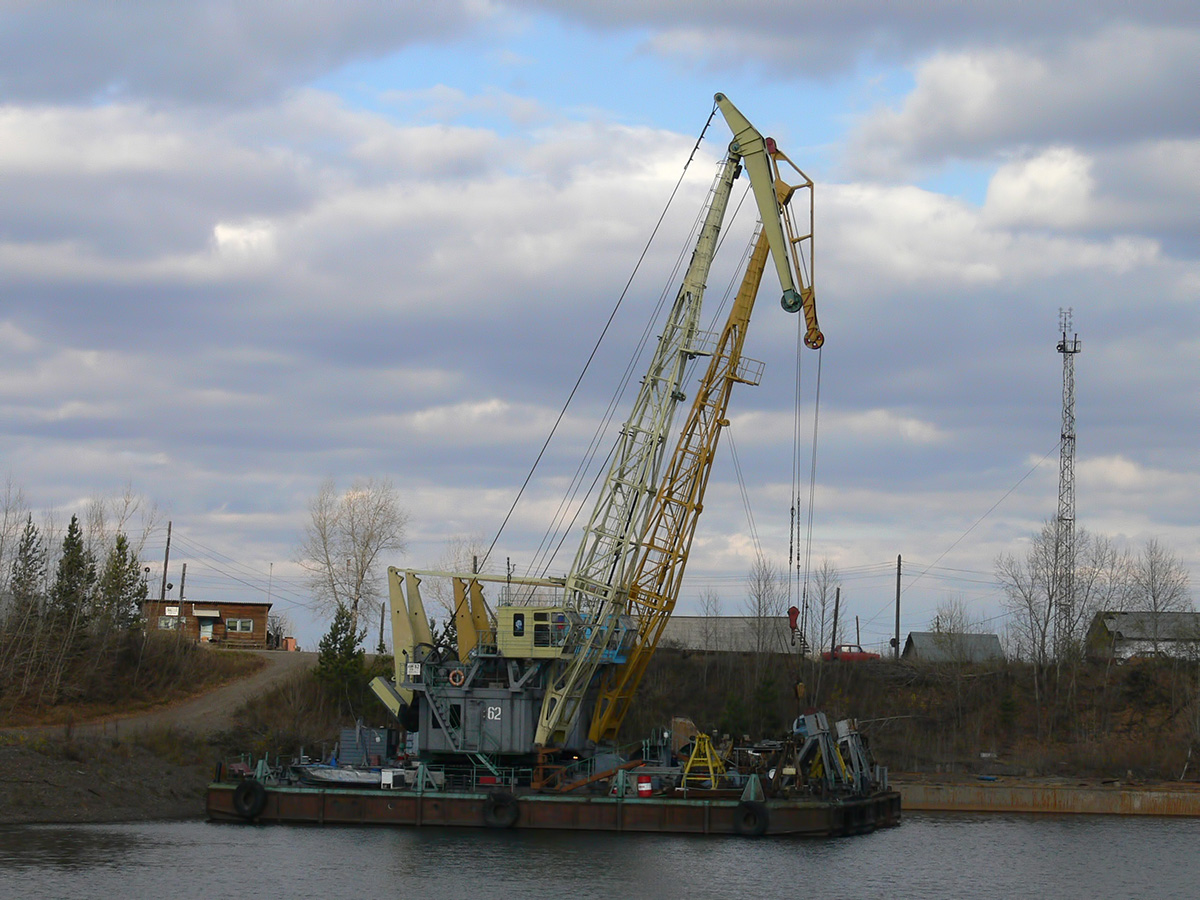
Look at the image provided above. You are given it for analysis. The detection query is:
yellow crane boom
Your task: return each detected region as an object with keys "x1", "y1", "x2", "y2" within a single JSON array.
[
  {"x1": 535, "y1": 95, "x2": 820, "y2": 750},
  {"x1": 589, "y1": 149, "x2": 818, "y2": 744}
]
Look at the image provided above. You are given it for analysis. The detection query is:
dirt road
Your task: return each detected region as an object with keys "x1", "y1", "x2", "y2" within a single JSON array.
[
  {"x1": 0, "y1": 651, "x2": 317, "y2": 824},
  {"x1": 90, "y1": 649, "x2": 316, "y2": 738},
  {"x1": 6, "y1": 650, "x2": 317, "y2": 742}
]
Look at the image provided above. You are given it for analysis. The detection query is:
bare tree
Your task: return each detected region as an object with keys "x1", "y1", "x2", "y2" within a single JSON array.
[
  {"x1": 996, "y1": 521, "x2": 1061, "y2": 667},
  {"x1": 807, "y1": 558, "x2": 840, "y2": 658},
  {"x1": 0, "y1": 475, "x2": 30, "y2": 595},
  {"x1": 268, "y1": 611, "x2": 293, "y2": 649},
  {"x1": 298, "y1": 477, "x2": 409, "y2": 634},
  {"x1": 929, "y1": 595, "x2": 980, "y2": 663},
  {"x1": 999, "y1": 523, "x2": 1132, "y2": 664},
  {"x1": 699, "y1": 587, "x2": 722, "y2": 653},
  {"x1": 1072, "y1": 532, "x2": 1133, "y2": 652},
  {"x1": 998, "y1": 522, "x2": 1138, "y2": 736},
  {"x1": 743, "y1": 556, "x2": 785, "y2": 658},
  {"x1": 1133, "y1": 538, "x2": 1193, "y2": 653},
  {"x1": 423, "y1": 532, "x2": 492, "y2": 617},
  {"x1": 83, "y1": 483, "x2": 162, "y2": 561}
]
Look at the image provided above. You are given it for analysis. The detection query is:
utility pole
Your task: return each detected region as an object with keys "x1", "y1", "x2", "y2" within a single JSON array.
[
  {"x1": 159, "y1": 520, "x2": 172, "y2": 602},
  {"x1": 1053, "y1": 310, "x2": 1081, "y2": 659},
  {"x1": 179, "y1": 562, "x2": 187, "y2": 601},
  {"x1": 830, "y1": 587, "x2": 841, "y2": 658},
  {"x1": 894, "y1": 554, "x2": 902, "y2": 661}
]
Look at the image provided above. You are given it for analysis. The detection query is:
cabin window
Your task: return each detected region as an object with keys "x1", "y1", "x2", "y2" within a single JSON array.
[
  {"x1": 158, "y1": 616, "x2": 181, "y2": 630},
  {"x1": 512, "y1": 613, "x2": 524, "y2": 637},
  {"x1": 534, "y1": 624, "x2": 551, "y2": 647},
  {"x1": 226, "y1": 618, "x2": 253, "y2": 633}
]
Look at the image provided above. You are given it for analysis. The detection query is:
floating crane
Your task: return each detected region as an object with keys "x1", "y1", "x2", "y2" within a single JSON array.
[{"x1": 372, "y1": 94, "x2": 820, "y2": 768}]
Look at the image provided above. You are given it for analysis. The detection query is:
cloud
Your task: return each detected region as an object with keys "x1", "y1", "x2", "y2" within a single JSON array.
[
  {"x1": 821, "y1": 182, "x2": 1159, "y2": 295},
  {"x1": 0, "y1": 2, "x2": 495, "y2": 105},
  {"x1": 515, "y1": 2, "x2": 1200, "y2": 78},
  {"x1": 847, "y1": 24, "x2": 1200, "y2": 174},
  {"x1": 983, "y1": 147, "x2": 1095, "y2": 229},
  {"x1": 730, "y1": 408, "x2": 946, "y2": 447}
]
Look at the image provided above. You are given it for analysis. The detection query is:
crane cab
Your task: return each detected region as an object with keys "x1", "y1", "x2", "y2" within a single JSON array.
[{"x1": 496, "y1": 606, "x2": 573, "y2": 659}]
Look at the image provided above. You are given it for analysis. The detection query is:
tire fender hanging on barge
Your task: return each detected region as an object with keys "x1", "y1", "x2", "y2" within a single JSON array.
[{"x1": 483, "y1": 791, "x2": 520, "y2": 828}]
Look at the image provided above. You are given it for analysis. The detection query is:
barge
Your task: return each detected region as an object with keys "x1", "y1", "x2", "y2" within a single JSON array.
[
  {"x1": 207, "y1": 713, "x2": 901, "y2": 837},
  {"x1": 207, "y1": 779, "x2": 900, "y2": 837}
]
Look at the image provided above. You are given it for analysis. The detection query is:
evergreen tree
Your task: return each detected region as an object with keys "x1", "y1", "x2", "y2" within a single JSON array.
[
  {"x1": 9, "y1": 514, "x2": 46, "y2": 618},
  {"x1": 315, "y1": 603, "x2": 366, "y2": 700},
  {"x1": 47, "y1": 514, "x2": 96, "y2": 631},
  {"x1": 96, "y1": 532, "x2": 148, "y2": 630}
]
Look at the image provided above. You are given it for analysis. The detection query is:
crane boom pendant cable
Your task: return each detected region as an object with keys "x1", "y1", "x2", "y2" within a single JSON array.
[{"x1": 483, "y1": 106, "x2": 720, "y2": 568}]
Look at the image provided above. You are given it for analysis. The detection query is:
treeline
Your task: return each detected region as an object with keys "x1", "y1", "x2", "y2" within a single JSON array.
[
  {"x1": 0, "y1": 509, "x2": 155, "y2": 714},
  {"x1": 624, "y1": 647, "x2": 1200, "y2": 781}
]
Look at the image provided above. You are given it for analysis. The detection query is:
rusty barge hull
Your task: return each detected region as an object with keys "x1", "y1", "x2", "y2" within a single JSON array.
[
  {"x1": 897, "y1": 781, "x2": 1200, "y2": 817},
  {"x1": 207, "y1": 783, "x2": 901, "y2": 837}
]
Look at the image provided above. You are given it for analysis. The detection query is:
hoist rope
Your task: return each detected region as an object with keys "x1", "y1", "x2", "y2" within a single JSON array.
[
  {"x1": 789, "y1": 314, "x2": 823, "y2": 646},
  {"x1": 801, "y1": 348, "x2": 824, "y2": 611}
]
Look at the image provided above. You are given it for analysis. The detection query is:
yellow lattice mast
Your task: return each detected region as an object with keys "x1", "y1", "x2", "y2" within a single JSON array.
[{"x1": 589, "y1": 148, "x2": 818, "y2": 744}]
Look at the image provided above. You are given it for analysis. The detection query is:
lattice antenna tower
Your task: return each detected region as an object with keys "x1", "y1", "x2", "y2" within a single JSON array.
[{"x1": 1053, "y1": 308, "x2": 1081, "y2": 658}]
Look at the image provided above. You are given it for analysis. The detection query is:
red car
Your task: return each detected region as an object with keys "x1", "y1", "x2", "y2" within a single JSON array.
[{"x1": 821, "y1": 644, "x2": 881, "y2": 662}]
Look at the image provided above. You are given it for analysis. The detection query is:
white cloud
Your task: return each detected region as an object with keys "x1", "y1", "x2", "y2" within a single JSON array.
[
  {"x1": 983, "y1": 147, "x2": 1095, "y2": 229},
  {"x1": 840, "y1": 409, "x2": 947, "y2": 445},
  {"x1": 848, "y1": 25, "x2": 1200, "y2": 174},
  {"x1": 0, "y1": 105, "x2": 189, "y2": 173},
  {"x1": 213, "y1": 220, "x2": 277, "y2": 261},
  {"x1": 821, "y1": 182, "x2": 1160, "y2": 293}
]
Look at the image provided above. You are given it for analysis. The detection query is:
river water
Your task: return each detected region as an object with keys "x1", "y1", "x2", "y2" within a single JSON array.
[{"x1": 2, "y1": 813, "x2": 1198, "y2": 900}]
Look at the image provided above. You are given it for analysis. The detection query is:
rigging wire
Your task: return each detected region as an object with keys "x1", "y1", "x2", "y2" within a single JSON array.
[
  {"x1": 524, "y1": 178, "x2": 710, "y2": 581},
  {"x1": 530, "y1": 179, "x2": 755, "y2": 586},
  {"x1": 726, "y1": 430, "x2": 763, "y2": 559},
  {"x1": 856, "y1": 437, "x2": 1063, "y2": 630},
  {"x1": 483, "y1": 103, "x2": 721, "y2": 572},
  {"x1": 899, "y1": 437, "x2": 1061, "y2": 598},
  {"x1": 165, "y1": 532, "x2": 322, "y2": 612}
]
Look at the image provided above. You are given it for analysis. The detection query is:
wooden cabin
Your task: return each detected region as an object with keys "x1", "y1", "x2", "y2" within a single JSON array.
[{"x1": 143, "y1": 598, "x2": 273, "y2": 649}]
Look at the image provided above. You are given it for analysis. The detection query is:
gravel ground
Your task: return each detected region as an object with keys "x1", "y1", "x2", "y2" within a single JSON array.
[{"x1": 0, "y1": 651, "x2": 316, "y2": 825}]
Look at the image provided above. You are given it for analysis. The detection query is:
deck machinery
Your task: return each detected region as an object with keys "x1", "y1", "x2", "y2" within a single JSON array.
[{"x1": 371, "y1": 94, "x2": 824, "y2": 779}]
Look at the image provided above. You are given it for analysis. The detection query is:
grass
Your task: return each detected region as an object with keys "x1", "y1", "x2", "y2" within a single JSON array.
[{"x1": 0, "y1": 638, "x2": 265, "y2": 727}]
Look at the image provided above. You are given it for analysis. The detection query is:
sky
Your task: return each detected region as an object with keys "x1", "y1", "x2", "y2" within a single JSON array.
[{"x1": 1, "y1": 1, "x2": 1198, "y2": 651}]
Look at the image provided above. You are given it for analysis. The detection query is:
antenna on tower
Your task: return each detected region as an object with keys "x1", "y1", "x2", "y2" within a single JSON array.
[{"x1": 1053, "y1": 309, "x2": 1081, "y2": 659}]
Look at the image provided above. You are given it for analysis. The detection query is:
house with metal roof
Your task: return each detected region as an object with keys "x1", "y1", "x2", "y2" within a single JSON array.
[
  {"x1": 901, "y1": 631, "x2": 1005, "y2": 664},
  {"x1": 1086, "y1": 611, "x2": 1200, "y2": 660}
]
